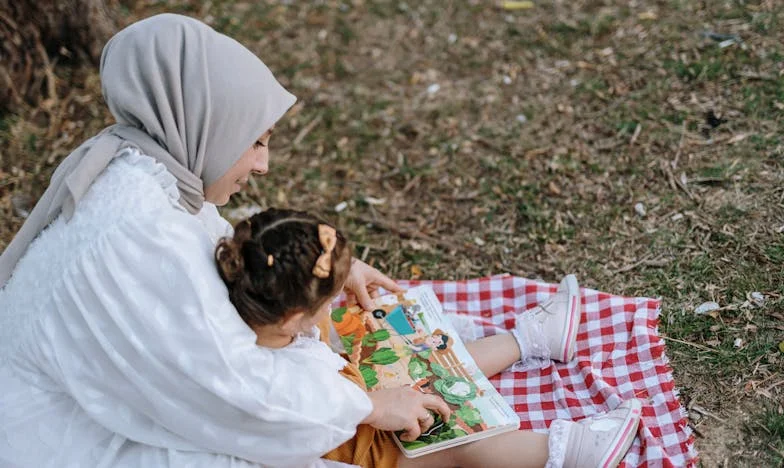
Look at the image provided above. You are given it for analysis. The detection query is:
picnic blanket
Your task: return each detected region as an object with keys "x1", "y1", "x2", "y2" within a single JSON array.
[{"x1": 390, "y1": 274, "x2": 698, "y2": 468}]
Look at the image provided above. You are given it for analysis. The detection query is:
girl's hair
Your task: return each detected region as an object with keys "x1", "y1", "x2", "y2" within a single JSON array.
[{"x1": 215, "y1": 208, "x2": 351, "y2": 327}]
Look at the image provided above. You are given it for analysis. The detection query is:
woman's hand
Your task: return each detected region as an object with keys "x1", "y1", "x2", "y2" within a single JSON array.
[
  {"x1": 361, "y1": 387, "x2": 452, "y2": 442},
  {"x1": 344, "y1": 259, "x2": 403, "y2": 311}
]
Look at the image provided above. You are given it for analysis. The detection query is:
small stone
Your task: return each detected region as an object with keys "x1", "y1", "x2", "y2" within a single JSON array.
[
  {"x1": 516, "y1": 114, "x2": 528, "y2": 124},
  {"x1": 502, "y1": 76, "x2": 512, "y2": 85},
  {"x1": 427, "y1": 83, "x2": 440, "y2": 94},
  {"x1": 634, "y1": 202, "x2": 646, "y2": 217},
  {"x1": 694, "y1": 301, "x2": 720, "y2": 315},
  {"x1": 750, "y1": 291, "x2": 765, "y2": 306},
  {"x1": 448, "y1": 33, "x2": 457, "y2": 44},
  {"x1": 334, "y1": 201, "x2": 348, "y2": 212}
]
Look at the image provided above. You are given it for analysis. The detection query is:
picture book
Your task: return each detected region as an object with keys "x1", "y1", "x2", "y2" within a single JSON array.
[{"x1": 330, "y1": 285, "x2": 521, "y2": 458}]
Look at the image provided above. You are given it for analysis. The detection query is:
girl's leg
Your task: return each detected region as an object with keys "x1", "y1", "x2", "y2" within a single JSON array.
[
  {"x1": 464, "y1": 333, "x2": 521, "y2": 378},
  {"x1": 398, "y1": 429, "x2": 549, "y2": 468},
  {"x1": 450, "y1": 274, "x2": 581, "y2": 377}
]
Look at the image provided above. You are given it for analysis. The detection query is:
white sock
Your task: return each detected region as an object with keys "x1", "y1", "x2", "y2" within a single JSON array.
[
  {"x1": 445, "y1": 310, "x2": 551, "y2": 373},
  {"x1": 544, "y1": 419, "x2": 573, "y2": 468},
  {"x1": 509, "y1": 307, "x2": 551, "y2": 372}
]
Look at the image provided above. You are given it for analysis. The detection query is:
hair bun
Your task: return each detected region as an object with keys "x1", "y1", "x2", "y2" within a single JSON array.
[{"x1": 215, "y1": 238, "x2": 244, "y2": 284}]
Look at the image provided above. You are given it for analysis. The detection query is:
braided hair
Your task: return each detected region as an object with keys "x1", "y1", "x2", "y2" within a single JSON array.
[{"x1": 215, "y1": 208, "x2": 351, "y2": 327}]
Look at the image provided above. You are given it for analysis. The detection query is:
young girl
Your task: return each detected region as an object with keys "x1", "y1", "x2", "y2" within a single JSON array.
[{"x1": 216, "y1": 208, "x2": 643, "y2": 468}]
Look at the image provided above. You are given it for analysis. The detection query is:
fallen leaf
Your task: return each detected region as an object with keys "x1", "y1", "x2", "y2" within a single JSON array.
[
  {"x1": 728, "y1": 133, "x2": 749, "y2": 144},
  {"x1": 364, "y1": 196, "x2": 386, "y2": 206},
  {"x1": 501, "y1": 1, "x2": 534, "y2": 10},
  {"x1": 11, "y1": 194, "x2": 32, "y2": 219}
]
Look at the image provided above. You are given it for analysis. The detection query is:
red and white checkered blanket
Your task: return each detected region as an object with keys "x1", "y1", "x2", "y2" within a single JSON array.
[{"x1": 390, "y1": 274, "x2": 698, "y2": 468}]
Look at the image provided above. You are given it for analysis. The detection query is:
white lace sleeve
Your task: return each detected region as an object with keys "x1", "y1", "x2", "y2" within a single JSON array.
[{"x1": 195, "y1": 202, "x2": 234, "y2": 244}]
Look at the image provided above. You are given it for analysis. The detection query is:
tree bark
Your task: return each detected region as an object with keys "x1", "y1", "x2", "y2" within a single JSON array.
[{"x1": 0, "y1": 0, "x2": 118, "y2": 112}]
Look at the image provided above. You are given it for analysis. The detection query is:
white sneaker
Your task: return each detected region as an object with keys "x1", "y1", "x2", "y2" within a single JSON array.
[
  {"x1": 517, "y1": 274, "x2": 581, "y2": 362},
  {"x1": 563, "y1": 399, "x2": 643, "y2": 468}
]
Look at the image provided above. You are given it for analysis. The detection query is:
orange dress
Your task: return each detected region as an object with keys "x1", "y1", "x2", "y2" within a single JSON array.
[{"x1": 318, "y1": 320, "x2": 400, "y2": 468}]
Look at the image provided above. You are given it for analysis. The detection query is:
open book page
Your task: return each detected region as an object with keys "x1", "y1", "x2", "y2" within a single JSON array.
[{"x1": 330, "y1": 285, "x2": 520, "y2": 457}]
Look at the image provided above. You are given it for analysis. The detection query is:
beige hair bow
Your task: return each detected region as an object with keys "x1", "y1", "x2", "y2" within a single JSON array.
[{"x1": 312, "y1": 224, "x2": 337, "y2": 278}]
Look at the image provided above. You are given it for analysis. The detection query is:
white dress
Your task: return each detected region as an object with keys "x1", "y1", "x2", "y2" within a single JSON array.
[{"x1": 0, "y1": 149, "x2": 371, "y2": 468}]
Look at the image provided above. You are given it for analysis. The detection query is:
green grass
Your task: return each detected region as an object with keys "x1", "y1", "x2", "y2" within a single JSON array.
[{"x1": 747, "y1": 405, "x2": 784, "y2": 465}]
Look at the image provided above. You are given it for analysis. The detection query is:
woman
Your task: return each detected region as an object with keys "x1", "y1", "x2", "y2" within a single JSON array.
[{"x1": 0, "y1": 13, "x2": 420, "y2": 468}]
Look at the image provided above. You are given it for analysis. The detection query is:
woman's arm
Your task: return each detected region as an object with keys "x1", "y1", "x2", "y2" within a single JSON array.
[{"x1": 55, "y1": 208, "x2": 371, "y2": 466}]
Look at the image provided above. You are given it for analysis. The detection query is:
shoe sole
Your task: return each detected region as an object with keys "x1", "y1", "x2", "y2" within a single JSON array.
[
  {"x1": 558, "y1": 274, "x2": 580, "y2": 362},
  {"x1": 599, "y1": 399, "x2": 643, "y2": 468}
]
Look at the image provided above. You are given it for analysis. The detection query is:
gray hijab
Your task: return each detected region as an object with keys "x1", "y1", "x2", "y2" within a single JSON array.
[{"x1": 0, "y1": 13, "x2": 296, "y2": 287}]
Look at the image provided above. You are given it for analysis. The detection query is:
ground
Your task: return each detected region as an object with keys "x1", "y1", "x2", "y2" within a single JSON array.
[{"x1": 0, "y1": 0, "x2": 782, "y2": 465}]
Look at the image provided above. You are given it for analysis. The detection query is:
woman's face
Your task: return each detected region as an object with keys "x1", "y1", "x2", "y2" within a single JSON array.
[{"x1": 204, "y1": 129, "x2": 273, "y2": 205}]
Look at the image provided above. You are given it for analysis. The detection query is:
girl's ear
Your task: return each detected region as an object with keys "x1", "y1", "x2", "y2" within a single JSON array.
[{"x1": 280, "y1": 310, "x2": 306, "y2": 336}]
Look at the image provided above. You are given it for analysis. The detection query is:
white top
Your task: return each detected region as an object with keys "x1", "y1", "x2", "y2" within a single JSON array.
[{"x1": 0, "y1": 149, "x2": 371, "y2": 468}]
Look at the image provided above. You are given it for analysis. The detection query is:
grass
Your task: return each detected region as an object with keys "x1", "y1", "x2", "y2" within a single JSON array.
[
  {"x1": 746, "y1": 404, "x2": 784, "y2": 465},
  {"x1": 1, "y1": 0, "x2": 783, "y2": 465}
]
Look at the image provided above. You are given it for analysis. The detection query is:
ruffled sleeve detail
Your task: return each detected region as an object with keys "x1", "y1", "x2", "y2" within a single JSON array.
[
  {"x1": 119, "y1": 148, "x2": 234, "y2": 243},
  {"x1": 283, "y1": 329, "x2": 351, "y2": 374},
  {"x1": 116, "y1": 147, "x2": 182, "y2": 208}
]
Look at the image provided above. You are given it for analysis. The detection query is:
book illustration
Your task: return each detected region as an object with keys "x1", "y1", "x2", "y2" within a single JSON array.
[{"x1": 331, "y1": 286, "x2": 519, "y2": 455}]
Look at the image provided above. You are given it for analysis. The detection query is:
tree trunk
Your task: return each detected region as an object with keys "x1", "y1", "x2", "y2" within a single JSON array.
[{"x1": 0, "y1": 0, "x2": 118, "y2": 112}]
